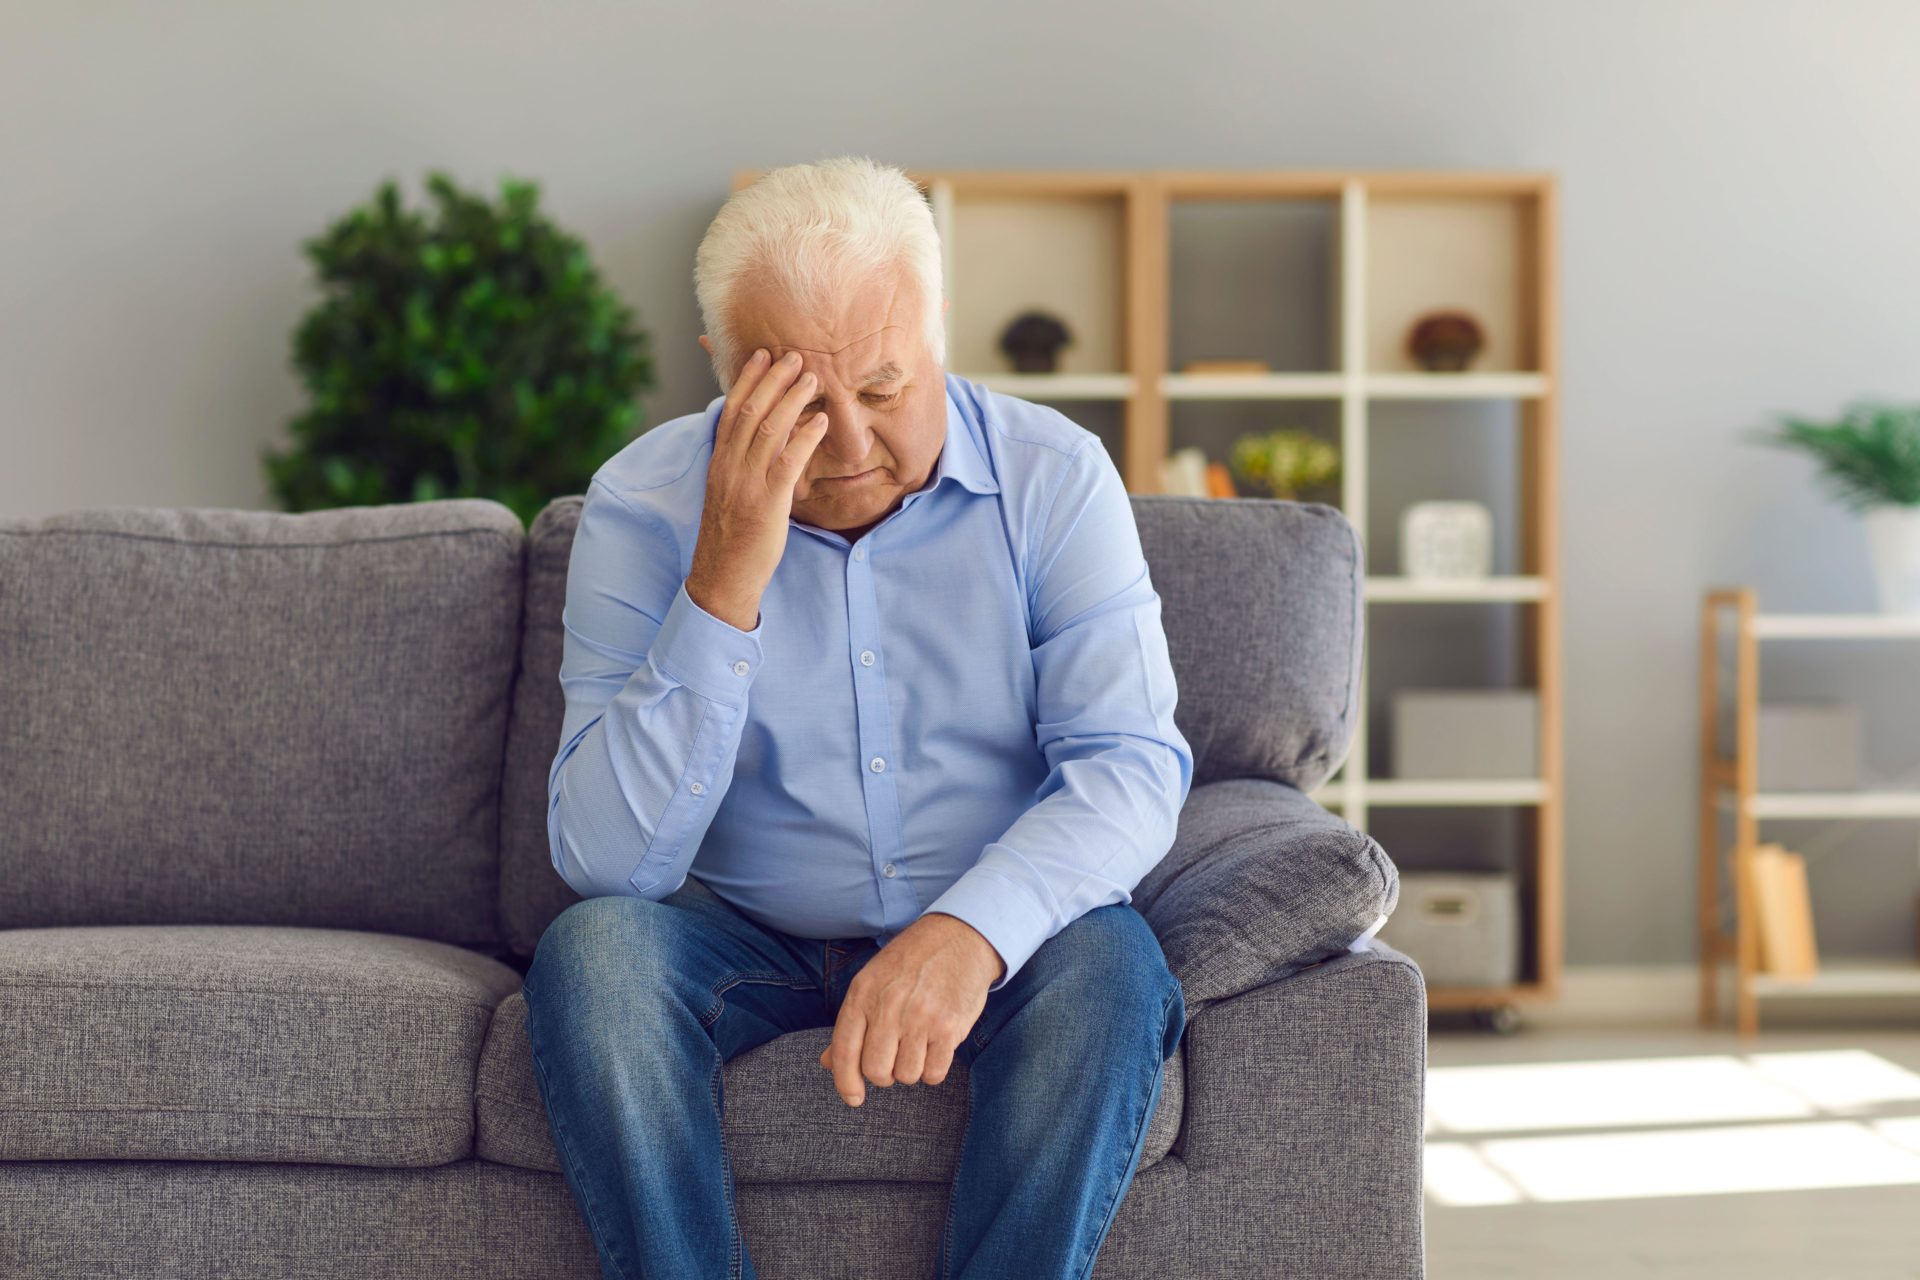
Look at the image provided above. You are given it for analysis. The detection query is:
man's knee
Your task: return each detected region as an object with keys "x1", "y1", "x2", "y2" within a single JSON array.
[
  {"x1": 1023, "y1": 904, "x2": 1184, "y2": 1054},
  {"x1": 528, "y1": 894, "x2": 675, "y2": 993}
]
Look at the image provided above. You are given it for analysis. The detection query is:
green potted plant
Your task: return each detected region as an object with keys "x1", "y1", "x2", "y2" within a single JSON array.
[
  {"x1": 264, "y1": 171, "x2": 654, "y2": 527},
  {"x1": 1229, "y1": 427, "x2": 1340, "y2": 500},
  {"x1": 1751, "y1": 400, "x2": 1920, "y2": 613}
]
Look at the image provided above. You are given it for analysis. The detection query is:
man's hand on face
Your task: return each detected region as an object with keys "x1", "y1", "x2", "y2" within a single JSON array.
[{"x1": 819, "y1": 912, "x2": 1006, "y2": 1107}]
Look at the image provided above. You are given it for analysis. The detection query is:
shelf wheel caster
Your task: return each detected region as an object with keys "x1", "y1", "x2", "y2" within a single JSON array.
[{"x1": 1474, "y1": 1005, "x2": 1522, "y2": 1035}]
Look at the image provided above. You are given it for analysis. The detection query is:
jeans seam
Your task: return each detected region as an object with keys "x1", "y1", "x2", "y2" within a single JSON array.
[
  {"x1": 702, "y1": 963, "x2": 823, "y2": 1278},
  {"x1": 713, "y1": 1055, "x2": 744, "y2": 1280},
  {"x1": 701, "y1": 970, "x2": 819, "y2": 1029},
  {"x1": 1070, "y1": 980, "x2": 1181, "y2": 1280},
  {"x1": 937, "y1": 1048, "x2": 977, "y2": 1280},
  {"x1": 967, "y1": 1011, "x2": 993, "y2": 1054},
  {"x1": 524, "y1": 1000, "x2": 642, "y2": 1280}
]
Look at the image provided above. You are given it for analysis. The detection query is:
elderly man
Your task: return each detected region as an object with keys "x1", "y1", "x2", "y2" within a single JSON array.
[{"x1": 522, "y1": 156, "x2": 1193, "y2": 1280}]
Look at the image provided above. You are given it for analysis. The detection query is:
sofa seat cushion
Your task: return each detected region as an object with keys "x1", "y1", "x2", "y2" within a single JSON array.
[
  {"x1": 0, "y1": 925, "x2": 523, "y2": 1167},
  {"x1": 475, "y1": 990, "x2": 1184, "y2": 1183}
]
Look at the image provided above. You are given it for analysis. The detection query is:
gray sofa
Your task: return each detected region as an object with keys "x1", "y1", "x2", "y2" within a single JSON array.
[{"x1": 0, "y1": 491, "x2": 1423, "y2": 1279}]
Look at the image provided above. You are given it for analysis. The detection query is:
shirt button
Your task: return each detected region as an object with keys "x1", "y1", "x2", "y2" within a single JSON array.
[
  {"x1": 731, "y1": 659, "x2": 750, "y2": 676},
  {"x1": 689, "y1": 781, "x2": 706, "y2": 795},
  {"x1": 882, "y1": 863, "x2": 897, "y2": 878},
  {"x1": 859, "y1": 649, "x2": 875, "y2": 667},
  {"x1": 869, "y1": 756, "x2": 886, "y2": 773},
  {"x1": 852, "y1": 545, "x2": 866, "y2": 561}
]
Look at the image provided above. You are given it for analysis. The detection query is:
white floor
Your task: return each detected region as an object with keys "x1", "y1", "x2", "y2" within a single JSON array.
[{"x1": 1425, "y1": 1021, "x2": 1920, "y2": 1279}]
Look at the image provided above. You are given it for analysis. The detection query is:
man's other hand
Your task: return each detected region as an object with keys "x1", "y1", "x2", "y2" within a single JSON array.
[{"x1": 819, "y1": 912, "x2": 1005, "y2": 1107}]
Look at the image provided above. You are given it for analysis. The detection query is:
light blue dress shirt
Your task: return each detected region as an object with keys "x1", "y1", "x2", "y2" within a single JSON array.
[{"x1": 546, "y1": 372, "x2": 1194, "y2": 991}]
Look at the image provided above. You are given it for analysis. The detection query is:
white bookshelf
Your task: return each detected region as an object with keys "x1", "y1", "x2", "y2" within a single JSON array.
[
  {"x1": 1716, "y1": 789, "x2": 1920, "y2": 820},
  {"x1": 1313, "y1": 779, "x2": 1548, "y2": 808},
  {"x1": 1366, "y1": 575, "x2": 1549, "y2": 602},
  {"x1": 962, "y1": 372, "x2": 1136, "y2": 399},
  {"x1": 1700, "y1": 587, "x2": 1920, "y2": 1034},
  {"x1": 1752, "y1": 613, "x2": 1920, "y2": 640},
  {"x1": 1160, "y1": 372, "x2": 1348, "y2": 400},
  {"x1": 1367, "y1": 372, "x2": 1549, "y2": 400},
  {"x1": 1749, "y1": 963, "x2": 1920, "y2": 998}
]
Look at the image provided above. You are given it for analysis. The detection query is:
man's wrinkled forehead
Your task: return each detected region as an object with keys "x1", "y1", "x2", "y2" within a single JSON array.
[{"x1": 764, "y1": 326, "x2": 908, "y2": 386}]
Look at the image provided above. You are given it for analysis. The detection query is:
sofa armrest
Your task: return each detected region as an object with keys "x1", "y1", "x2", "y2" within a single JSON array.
[
  {"x1": 1175, "y1": 943, "x2": 1427, "y2": 1277},
  {"x1": 1134, "y1": 776, "x2": 1400, "y2": 1009}
]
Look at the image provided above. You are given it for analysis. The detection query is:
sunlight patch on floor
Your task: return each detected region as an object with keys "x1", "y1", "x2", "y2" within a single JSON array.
[{"x1": 1425, "y1": 1049, "x2": 1920, "y2": 1206}]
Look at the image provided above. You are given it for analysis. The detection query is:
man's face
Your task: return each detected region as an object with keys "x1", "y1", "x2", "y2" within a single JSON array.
[{"x1": 713, "y1": 265, "x2": 947, "y2": 537}]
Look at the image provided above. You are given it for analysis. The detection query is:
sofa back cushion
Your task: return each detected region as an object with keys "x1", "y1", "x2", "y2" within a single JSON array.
[
  {"x1": 1131, "y1": 495, "x2": 1363, "y2": 792},
  {"x1": 497, "y1": 492, "x2": 1363, "y2": 959},
  {"x1": 500, "y1": 497, "x2": 586, "y2": 957},
  {"x1": 0, "y1": 500, "x2": 524, "y2": 947}
]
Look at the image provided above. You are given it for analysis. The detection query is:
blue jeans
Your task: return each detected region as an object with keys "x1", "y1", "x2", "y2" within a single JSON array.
[{"x1": 521, "y1": 875, "x2": 1186, "y2": 1280}]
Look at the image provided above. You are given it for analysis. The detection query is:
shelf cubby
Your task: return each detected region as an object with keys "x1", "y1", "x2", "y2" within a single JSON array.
[
  {"x1": 1364, "y1": 398, "x2": 1524, "y2": 578},
  {"x1": 1168, "y1": 197, "x2": 1342, "y2": 376},
  {"x1": 1168, "y1": 398, "x2": 1342, "y2": 503},
  {"x1": 1363, "y1": 183, "x2": 1547, "y2": 377},
  {"x1": 940, "y1": 185, "x2": 1130, "y2": 381}
]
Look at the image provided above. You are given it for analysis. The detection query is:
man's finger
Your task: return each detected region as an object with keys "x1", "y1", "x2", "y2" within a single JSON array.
[
  {"x1": 715, "y1": 348, "x2": 770, "y2": 451},
  {"x1": 777, "y1": 413, "x2": 830, "y2": 485},
  {"x1": 892, "y1": 1031, "x2": 929, "y2": 1086},
  {"x1": 723, "y1": 350, "x2": 801, "y2": 462},
  {"x1": 827, "y1": 1005, "x2": 868, "y2": 1107},
  {"x1": 860, "y1": 1005, "x2": 901, "y2": 1088},
  {"x1": 743, "y1": 366, "x2": 818, "y2": 476},
  {"x1": 921, "y1": 1037, "x2": 957, "y2": 1088}
]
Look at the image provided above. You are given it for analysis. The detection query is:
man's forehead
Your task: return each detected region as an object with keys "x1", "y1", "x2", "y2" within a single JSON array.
[{"x1": 763, "y1": 325, "x2": 907, "y2": 380}]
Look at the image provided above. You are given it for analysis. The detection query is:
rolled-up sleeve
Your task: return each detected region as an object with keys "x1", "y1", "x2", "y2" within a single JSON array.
[
  {"x1": 547, "y1": 478, "x2": 764, "y2": 900},
  {"x1": 923, "y1": 439, "x2": 1194, "y2": 990}
]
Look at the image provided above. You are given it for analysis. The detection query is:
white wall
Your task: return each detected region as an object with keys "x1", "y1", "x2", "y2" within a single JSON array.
[{"x1": 5, "y1": 0, "x2": 1918, "y2": 965}]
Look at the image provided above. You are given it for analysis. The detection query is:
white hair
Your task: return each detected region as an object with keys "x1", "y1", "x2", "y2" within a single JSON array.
[{"x1": 694, "y1": 155, "x2": 946, "y2": 389}]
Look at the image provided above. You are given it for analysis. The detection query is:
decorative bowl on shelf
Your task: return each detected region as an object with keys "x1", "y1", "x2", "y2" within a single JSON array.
[
  {"x1": 997, "y1": 310, "x2": 1071, "y2": 374},
  {"x1": 1405, "y1": 310, "x2": 1485, "y2": 373}
]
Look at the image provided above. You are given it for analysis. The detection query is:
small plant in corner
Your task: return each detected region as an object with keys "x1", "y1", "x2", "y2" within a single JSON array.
[
  {"x1": 1750, "y1": 400, "x2": 1920, "y2": 612},
  {"x1": 263, "y1": 171, "x2": 655, "y2": 527}
]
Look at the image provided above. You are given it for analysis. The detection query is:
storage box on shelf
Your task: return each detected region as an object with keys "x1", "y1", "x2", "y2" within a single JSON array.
[
  {"x1": 1729, "y1": 701, "x2": 1864, "y2": 792},
  {"x1": 730, "y1": 167, "x2": 1563, "y2": 1022},
  {"x1": 1379, "y1": 872, "x2": 1521, "y2": 989},
  {"x1": 1393, "y1": 689, "x2": 1541, "y2": 781},
  {"x1": 1699, "y1": 587, "x2": 1920, "y2": 1036}
]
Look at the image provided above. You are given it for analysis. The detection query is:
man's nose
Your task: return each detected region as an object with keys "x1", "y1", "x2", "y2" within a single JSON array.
[{"x1": 817, "y1": 402, "x2": 874, "y2": 457}]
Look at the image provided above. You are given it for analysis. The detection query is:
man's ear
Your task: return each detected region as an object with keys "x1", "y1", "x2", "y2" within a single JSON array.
[
  {"x1": 941, "y1": 296, "x2": 950, "y2": 317},
  {"x1": 698, "y1": 334, "x2": 714, "y2": 358}
]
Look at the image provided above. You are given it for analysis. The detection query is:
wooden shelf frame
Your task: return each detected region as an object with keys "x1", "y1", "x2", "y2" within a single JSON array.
[
  {"x1": 1699, "y1": 586, "x2": 1920, "y2": 1036},
  {"x1": 730, "y1": 167, "x2": 1563, "y2": 1016}
]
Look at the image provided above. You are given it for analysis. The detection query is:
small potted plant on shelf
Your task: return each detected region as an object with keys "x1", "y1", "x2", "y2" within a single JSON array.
[
  {"x1": 264, "y1": 170, "x2": 655, "y2": 527},
  {"x1": 1229, "y1": 428, "x2": 1340, "y2": 501},
  {"x1": 1752, "y1": 400, "x2": 1920, "y2": 613}
]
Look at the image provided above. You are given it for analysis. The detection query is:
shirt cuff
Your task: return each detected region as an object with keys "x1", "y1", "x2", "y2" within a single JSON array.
[
  {"x1": 648, "y1": 579, "x2": 764, "y2": 706},
  {"x1": 923, "y1": 866, "x2": 1056, "y2": 993}
]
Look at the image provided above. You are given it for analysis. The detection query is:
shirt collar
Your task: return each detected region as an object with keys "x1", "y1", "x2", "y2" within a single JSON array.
[{"x1": 929, "y1": 373, "x2": 1001, "y2": 496}]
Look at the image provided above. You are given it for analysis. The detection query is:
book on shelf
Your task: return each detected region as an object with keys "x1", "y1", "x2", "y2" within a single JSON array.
[{"x1": 1752, "y1": 843, "x2": 1818, "y2": 979}]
